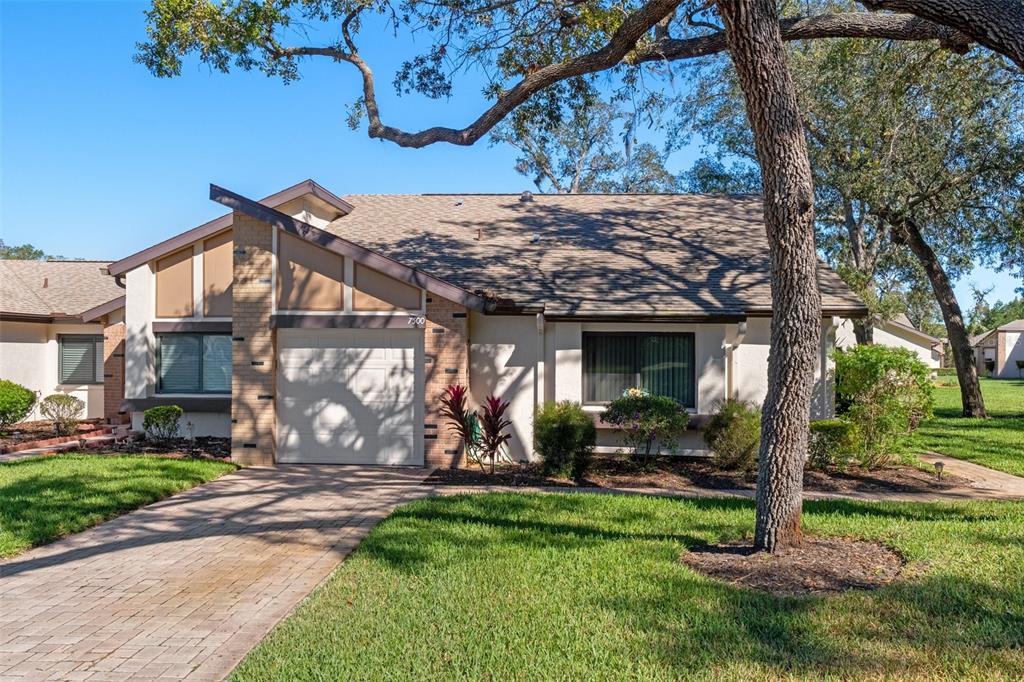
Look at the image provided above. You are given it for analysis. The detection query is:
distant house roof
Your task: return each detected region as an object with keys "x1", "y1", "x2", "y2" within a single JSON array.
[
  {"x1": 883, "y1": 313, "x2": 944, "y2": 348},
  {"x1": 970, "y1": 319, "x2": 1024, "y2": 347},
  {"x1": 0, "y1": 260, "x2": 124, "y2": 321},
  {"x1": 322, "y1": 193, "x2": 867, "y2": 318}
]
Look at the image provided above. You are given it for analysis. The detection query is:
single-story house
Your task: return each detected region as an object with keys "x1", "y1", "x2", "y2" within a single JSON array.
[
  {"x1": 836, "y1": 313, "x2": 945, "y2": 370},
  {"x1": 970, "y1": 319, "x2": 1024, "y2": 378},
  {"x1": 0, "y1": 259, "x2": 126, "y2": 420},
  {"x1": 105, "y1": 180, "x2": 868, "y2": 467}
]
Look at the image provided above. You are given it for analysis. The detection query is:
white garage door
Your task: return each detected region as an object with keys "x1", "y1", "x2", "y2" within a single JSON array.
[{"x1": 277, "y1": 328, "x2": 422, "y2": 465}]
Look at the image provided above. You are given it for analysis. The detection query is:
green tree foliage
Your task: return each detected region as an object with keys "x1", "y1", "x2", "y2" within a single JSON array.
[{"x1": 0, "y1": 241, "x2": 46, "y2": 260}]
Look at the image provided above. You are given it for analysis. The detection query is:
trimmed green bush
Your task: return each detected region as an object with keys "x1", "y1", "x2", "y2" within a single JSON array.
[
  {"x1": 807, "y1": 419, "x2": 859, "y2": 470},
  {"x1": 601, "y1": 389, "x2": 689, "y2": 467},
  {"x1": 534, "y1": 401, "x2": 596, "y2": 480},
  {"x1": 38, "y1": 394, "x2": 84, "y2": 436},
  {"x1": 143, "y1": 405, "x2": 184, "y2": 442},
  {"x1": 835, "y1": 344, "x2": 934, "y2": 468},
  {"x1": 0, "y1": 380, "x2": 36, "y2": 434},
  {"x1": 703, "y1": 400, "x2": 761, "y2": 471}
]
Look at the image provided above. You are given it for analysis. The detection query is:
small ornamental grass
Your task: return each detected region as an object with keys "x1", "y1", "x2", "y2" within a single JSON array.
[
  {"x1": 38, "y1": 394, "x2": 84, "y2": 436},
  {"x1": 601, "y1": 388, "x2": 689, "y2": 467}
]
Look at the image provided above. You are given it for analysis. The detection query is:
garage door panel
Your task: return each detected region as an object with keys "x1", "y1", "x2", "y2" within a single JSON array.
[{"x1": 276, "y1": 328, "x2": 422, "y2": 465}]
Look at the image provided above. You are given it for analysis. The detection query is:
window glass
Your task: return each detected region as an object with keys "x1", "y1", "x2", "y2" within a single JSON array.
[
  {"x1": 583, "y1": 333, "x2": 694, "y2": 407},
  {"x1": 157, "y1": 334, "x2": 231, "y2": 394}
]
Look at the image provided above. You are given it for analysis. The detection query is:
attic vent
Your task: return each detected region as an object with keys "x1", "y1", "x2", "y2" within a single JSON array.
[
  {"x1": 42, "y1": 277, "x2": 48, "y2": 288},
  {"x1": 531, "y1": 232, "x2": 540, "y2": 243},
  {"x1": 520, "y1": 190, "x2": 533, "y2": 203},
  {"x1": 455, "y1": 198, "x2": 464, "y2": 206}
]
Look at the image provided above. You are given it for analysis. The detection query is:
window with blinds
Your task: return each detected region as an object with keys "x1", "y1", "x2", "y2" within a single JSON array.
[
  {"x1": 157, "y1": 334, "x2": 232, "y2": 394},
  {"x1": 582, "y1": 332, "x2": 695, "y2": 407},
  {"x1": 58, "y1": 335, "x2": 104, "y2": 385}
]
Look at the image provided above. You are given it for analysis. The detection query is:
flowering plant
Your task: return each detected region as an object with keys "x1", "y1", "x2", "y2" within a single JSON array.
[{"x1": 601, "y1": 391, "x2": 689, "y2": 468}]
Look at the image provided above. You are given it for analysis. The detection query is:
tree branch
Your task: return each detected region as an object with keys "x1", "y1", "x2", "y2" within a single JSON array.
[{"x1": 861, "y1": 0, "x2": 1024, "y2": 68}]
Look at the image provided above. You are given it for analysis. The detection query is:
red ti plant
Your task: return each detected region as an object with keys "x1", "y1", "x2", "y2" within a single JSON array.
[
  {"x1": 478, "y1": 395, "x2": 512, "y2": 475},
  {"x1": 439, "y1": 385, "x2": 481, "y2": 471}
]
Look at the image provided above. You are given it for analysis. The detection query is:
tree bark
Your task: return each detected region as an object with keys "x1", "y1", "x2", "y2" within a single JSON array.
[
  {"x1": 719, "y1": 0, "x2": 822, "y2": 553},
  {"x1": 880, "y1": 208, "x2": 987, "y2": 417}
]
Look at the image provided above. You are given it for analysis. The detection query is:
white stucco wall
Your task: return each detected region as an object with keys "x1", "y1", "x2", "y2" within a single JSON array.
[
  {"x1": 470, "y1": 314, "x2": 837, "y2": 461},
  {"x1": 999, "y1": 331, "x2": 1024, "y2": 378},
  {"x1": 836, "y1": 318, "x2": 941, "y2": 369},
  {"x1": 0, "y1": 320, "x2": 105, "y2": 420}
]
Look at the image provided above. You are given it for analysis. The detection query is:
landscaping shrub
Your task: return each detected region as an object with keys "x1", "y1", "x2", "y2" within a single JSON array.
[
  {"x1": 601, "y1": 388, "x2": 689, "y2": 467},
  {"x1": 478, "y1": 396, "x2": 512, "y2": 475},
  {"x1": 807, "y1": 419, "x2": 859, "y2": 470},
  {"x1": 834, "y1": 344, "x2": 934, "y2": 468},
  {"x1": 703, "y1": 400, "x2": 761, "y2": 471},
  {"x1": 143, "y1": 405, "x2": 184, "y2": 442},
  {"x1": 534, "y1": 401, "x2": 596, "y2": 480},
  {"x1": 38, "y1": 394, "x2": 84, "y2": 436},
  {"x1": 0, "y1": 379, "x2": 36, "y2": 434}
]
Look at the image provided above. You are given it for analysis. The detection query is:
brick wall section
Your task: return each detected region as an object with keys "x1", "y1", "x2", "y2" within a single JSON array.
[
  {"x1": 102, "y1": 320, "x2": 126, "y2": 422},
  {"x1": 231, "y1": 213, "x2": 276, "y2": 466},
  {"x1": 424, "y1": 295, "x2": 469, "y2": 468}
]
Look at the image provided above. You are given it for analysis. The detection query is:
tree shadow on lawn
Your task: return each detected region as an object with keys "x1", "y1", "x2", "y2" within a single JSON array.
[{"x1": 356, "y1": 493, "x2": 1024, "y2": 677}]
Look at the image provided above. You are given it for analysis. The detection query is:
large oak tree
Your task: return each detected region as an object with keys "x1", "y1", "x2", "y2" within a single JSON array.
[{"x1": 137, "y1": 0, "x2": 1023, "y2": 551}]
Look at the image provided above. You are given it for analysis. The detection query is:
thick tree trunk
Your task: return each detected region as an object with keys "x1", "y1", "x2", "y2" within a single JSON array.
[
  {"x1": 719, "y1": 0, "x2": 822, "y2": 553},
  {"x1": 882, "y1": 209, "x2": 987, "y2": 417},
  {"x1": 853, "y1": 319, "x2": 874, "y2": 344}
]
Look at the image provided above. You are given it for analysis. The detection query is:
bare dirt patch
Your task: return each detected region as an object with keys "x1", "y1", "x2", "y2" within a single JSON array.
[
  {"x1": 425, "y1": 456, "x2": 967, "y2": 494},
  {"x1": 681, "y1": 537, "x2": 905, "y2": 595}
]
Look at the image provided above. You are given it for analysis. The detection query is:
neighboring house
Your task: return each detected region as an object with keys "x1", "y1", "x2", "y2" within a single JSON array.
[
  {"x1": 836, "y1": 313, "x2": 945, "y2": 370},
  {"x1": 106, "y1": 180, "x2": 868, "y2": 467},
  {"x1": 970, "y1": 320, "x2": 1024, "y2": 379},
  {"x1": 0, "y1": 260, "x2": 126, "y2": 420}
]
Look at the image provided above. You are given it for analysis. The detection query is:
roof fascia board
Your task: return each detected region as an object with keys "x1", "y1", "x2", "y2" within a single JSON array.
[
  {"x1": 210, "y1": 184, "x2": 492, "y2": 313},
  {"x1": 80, "y1": 295, "x2": 127, "y2": 323},
  {"x1": 108, "y1": 180, "x2": 353, "y2": 276},
  {"x1": 881, "y1": 318, "x2": 943, "y2": 346}
]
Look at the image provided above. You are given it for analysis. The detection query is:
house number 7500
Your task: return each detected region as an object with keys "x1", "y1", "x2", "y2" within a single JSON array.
[{"x1": 407, "y1": 315, "x2": 426, "y2": 327}]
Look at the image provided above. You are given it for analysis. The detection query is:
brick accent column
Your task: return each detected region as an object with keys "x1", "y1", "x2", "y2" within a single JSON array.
[
  {"x1": 231, "y1": 213, "x2": 276, "y2": 466},
  {"x1": 424, "y1": 295, "x2": 469, "y2": 468},
  {"x1": 996, "y1": 331, "x2": 1006, "y2": 378},
  {"x1": 102, "y1": 320, "x2": 126, "y2": 422}
]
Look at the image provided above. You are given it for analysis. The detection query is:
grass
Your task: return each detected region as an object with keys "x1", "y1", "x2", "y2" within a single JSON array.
[
  {"x1": 909, "y1": 377, "x2": 1024, "y2": 476},
  {"x1": 0, "y1": 454, "x2": 236, "y2": 557},
  {"x1": 232, "y1": 492, "x2": 1024, "y2": 681}
]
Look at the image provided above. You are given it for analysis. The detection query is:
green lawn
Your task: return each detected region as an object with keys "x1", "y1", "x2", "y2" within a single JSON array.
[
  {"x1": 232, "y1": 493, "x2": 1024, "y2": 680},
  {"x1": 909, "y1": 377, "x2": 1024, "y2": 476},
  {"x1": 0, "y1": 454, "x2": 236, "y2": 557}
]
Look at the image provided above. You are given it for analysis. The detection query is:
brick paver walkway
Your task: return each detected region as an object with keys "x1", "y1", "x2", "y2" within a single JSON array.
[{"x1": 0, "y1": 466, "x2": 428, "y2": 681}]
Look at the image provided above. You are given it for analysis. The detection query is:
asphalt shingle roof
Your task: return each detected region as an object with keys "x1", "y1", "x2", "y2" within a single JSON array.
[
  {"x1": 325, "y1": 193, "x2": 865, "y2": 317},
  {"x1": 0, "y1": 260, "x2": 124, "y2": 317}
]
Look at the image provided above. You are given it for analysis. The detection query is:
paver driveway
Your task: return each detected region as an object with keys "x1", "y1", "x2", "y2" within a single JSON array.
[{"x1": 0, "y1": 465, "x2": 429, "y2": 681}]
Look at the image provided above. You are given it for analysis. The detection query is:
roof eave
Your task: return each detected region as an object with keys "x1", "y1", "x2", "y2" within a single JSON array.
[{"x1": 80, "y1": 295, "x2": 127, "y2": 323}]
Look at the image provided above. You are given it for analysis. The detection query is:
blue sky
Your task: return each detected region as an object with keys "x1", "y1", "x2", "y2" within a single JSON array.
[{"x1": 1, "y1": 0, "x2": 1019, "y2": 305}]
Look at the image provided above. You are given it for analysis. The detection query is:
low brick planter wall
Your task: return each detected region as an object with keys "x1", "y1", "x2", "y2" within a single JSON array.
[{"x1": 0, "y1": 426, "x2": 113, "y2": 454}]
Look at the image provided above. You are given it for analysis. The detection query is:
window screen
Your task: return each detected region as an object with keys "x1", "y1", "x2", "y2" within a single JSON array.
[{"x1": 58, "y1": 335, "x2": 103, "y2": 385}]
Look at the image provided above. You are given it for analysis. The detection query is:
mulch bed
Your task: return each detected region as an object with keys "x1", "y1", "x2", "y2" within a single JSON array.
[
  {"x1": 80, "y1": 436, "x2": 232, "y2": 459},
  {"x1": 681, "y1": 536, "x2": 905, "y2": 595},
  {"x1": 425, "y1": 455, "x2": 968, "y2": 494}
]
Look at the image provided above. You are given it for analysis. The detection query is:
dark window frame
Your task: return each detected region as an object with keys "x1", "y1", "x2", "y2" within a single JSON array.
[
  {"x1": 156, "y1": 333, "x2": 232, "y2": 395},
  {"x1": 581, "y1": 331, "x2": 696, "y2": 408},
  {"x1": 58, "y1": 334, "x2": 104, "y2": 385}
]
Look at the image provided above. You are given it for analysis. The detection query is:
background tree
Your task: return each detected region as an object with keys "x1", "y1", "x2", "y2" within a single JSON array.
[
  {"x1": 969, "y1": 294, "x2": 1024, "y2": 334},
  {"x1": 0, "y1": 241, "x2": 47, "y2": 260},
  {"x1": 491, "y1": 92, "x2": 678, "y2": 193},
  {"x1": 678, "y1": 19, "x2": 1024, "y2": 416},
  {"x1": 137, "y1": 0, "x2": 1023, "y2": 552}
]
